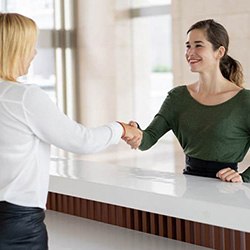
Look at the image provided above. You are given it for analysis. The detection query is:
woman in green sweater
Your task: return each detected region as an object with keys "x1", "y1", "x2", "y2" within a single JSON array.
[{"x1": 125, "y1": 19, "x2": 250, "y2": 183}]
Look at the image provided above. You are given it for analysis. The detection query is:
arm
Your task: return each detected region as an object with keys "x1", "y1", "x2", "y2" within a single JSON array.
[
  {"x1": 240, "y1": 167, "x2": 250, "y2": 182},
  {"x1": 124, "y1": 114, "x2": 171, "y2": 150},
  {"x1": 23, "y1": 86, "x2": 125, "y2": 154},
  {"x1": 139, "y1": 114, "x2": 171, "y2": 150},
  {"x1": 124, "y1": 89, "x2": 177, "y2": 150}
]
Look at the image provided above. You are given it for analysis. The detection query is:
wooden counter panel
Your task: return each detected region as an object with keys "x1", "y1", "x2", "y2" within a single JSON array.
[{"x1": 47, "y1": 192, "x2": 249, "y2": 250}]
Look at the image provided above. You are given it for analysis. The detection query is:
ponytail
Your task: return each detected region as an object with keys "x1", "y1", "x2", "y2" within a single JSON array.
[{"x1": 220, "y1": 55, "x2": 244, "y2": 87}]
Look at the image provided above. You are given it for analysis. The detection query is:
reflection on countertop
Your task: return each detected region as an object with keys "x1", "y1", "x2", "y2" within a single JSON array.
[{"x1": 49, "y1": 140, "x2": 250, "y2": 233}]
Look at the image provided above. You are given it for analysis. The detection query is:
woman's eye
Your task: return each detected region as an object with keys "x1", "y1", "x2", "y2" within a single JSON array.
[{"x1": 196, "y1": 44, "x2": 202, "y2": 47}]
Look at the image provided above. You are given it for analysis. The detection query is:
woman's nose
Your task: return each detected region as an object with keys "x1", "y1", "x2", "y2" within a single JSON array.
[{"x1": 186, "y1": 47, "x2": 195, "y2": 58}]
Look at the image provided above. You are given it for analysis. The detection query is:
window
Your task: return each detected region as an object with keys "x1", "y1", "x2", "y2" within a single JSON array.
[
  {"x1": 0, "y1": 0, "x2": 56, "y2": 101},
  {"x1": 132, "y1": 0, "x2": 171, "y2": 8},
  {"x1": 0, "y1": 0, "x2": 76, "y2": 118},
  {"x1": 131, "y1": 1, "x2": 173, "y2": 130}
]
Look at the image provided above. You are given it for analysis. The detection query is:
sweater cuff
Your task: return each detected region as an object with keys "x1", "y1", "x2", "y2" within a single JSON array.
[{"x1": 240, "y1": 167, "x2": 250, "y2": 183}]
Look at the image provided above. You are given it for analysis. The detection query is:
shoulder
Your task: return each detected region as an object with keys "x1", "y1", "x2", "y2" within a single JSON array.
[
  {"x1": 230, "y1": 88, "x2": 250, "y2": 115},
  {"x1": 166, "y1": 85, "x2": 187, "y2": 101},
  {"x1": 0, "y1": 82, "x2": 41, "y2": 102},
  {"x1": 239, "y1": 88, "x2": 250, "y2": 99},
  {"x1": 160, "y1": 85, "x2": 187, "y2": 109},
  {"x1": 168, "y1": 85, "x2": 187, "y2": 95},
  {"x1": 22, "y1": 84, "x2": 52, "y2": 106},
  {"x1": 241, "y1": 88, "x2": 250, "y2": 95}
]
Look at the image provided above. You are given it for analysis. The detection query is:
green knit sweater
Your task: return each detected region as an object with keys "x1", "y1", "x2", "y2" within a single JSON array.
[{"x1": 139, "y1": 85, "x2": 250, "y2": 182}]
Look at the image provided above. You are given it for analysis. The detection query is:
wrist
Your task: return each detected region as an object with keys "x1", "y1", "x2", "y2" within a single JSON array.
[{"x1": 117, "y1": 121, "x2": 126, "y2": 138}]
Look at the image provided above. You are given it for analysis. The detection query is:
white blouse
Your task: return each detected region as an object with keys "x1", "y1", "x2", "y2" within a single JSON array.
[{"x1": 0, "y1": 81, "x2": 123, "y2": 209}]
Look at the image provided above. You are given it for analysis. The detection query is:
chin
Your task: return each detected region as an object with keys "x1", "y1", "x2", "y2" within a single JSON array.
[{"x1": 190, "y1": 67, "x2": 201, "y2": 73}]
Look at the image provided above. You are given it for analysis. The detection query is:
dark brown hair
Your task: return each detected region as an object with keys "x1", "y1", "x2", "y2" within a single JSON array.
[{"x1": 187, "y1": 19, "x2": 244, "y2": 86}]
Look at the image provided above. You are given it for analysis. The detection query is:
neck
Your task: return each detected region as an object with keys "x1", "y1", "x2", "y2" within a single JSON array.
[{"x1": 196, "y1": 69, "x2": 229, "y2": 94}]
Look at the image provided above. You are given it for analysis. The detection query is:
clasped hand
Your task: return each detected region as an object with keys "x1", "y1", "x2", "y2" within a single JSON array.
[{"x1": 120, "y1": 121, "x2": 142, "y2": 149}]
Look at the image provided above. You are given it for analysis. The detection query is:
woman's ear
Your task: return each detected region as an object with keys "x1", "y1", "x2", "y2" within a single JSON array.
[{"x1": 217, "y1": 46, "x2": 226, "y2": 59}]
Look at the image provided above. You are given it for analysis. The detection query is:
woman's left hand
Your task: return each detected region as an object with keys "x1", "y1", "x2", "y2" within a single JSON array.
[{"x1": 216, "y1": 168, "x2": 243, "y2": 183}]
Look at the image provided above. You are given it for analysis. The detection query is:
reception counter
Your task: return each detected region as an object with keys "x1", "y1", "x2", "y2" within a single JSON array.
[{"x1": 47, "y1": 157, "x2": 250, "y2": 250}]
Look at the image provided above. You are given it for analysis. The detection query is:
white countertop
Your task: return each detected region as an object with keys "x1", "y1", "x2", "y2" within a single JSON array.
[{"x1": 49, "y1": 157, "x2": 250, "y2": 233}]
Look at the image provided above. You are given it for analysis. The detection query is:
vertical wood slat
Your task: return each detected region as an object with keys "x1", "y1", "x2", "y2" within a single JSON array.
[
  {"x1": 225, "y1": 228, "x2": 235, "y2": 250},
  {"x1": 194, "y1": 222, "x2": 201, "y2": 245},
  {"x1": 234, "y1": 231, "x2": 242, "y2": 250},
  {"x1": 80, "y1": 199, "x2": 87, "y2": 218},
  {"x1": 101, "y1": 203, "x2": 109, "y2": 223},
  {"x1": 108, "y1": 204, "x2": 116, "y2": 225},
  {"x1": 56, "y1": 194, "x2": 62, "y2": 212},
  {"x1": 214, "y1": 226, "x2": 222, "y2": 250},
  {"x1": 68, "y1": 196, "x2": 74, "y2": 215},
  {"x1": 158, "y1": 215, "x2": 165, "y2": 237},
  {"x1": 74, "y1": 197, "x2": 81, "y2": 216},
  {"x1": 167, "y1": 216, "x2": 174, "y2": 239},
  {"x1": 203, "y1": 224, "x2": 212, "y2": 248},
  {"x1": 116, "y1": 206, "x2": 125, "y2": 227},
  {"x1": 176, "y1": 218, "x2": 183, "y2": 241},
  {"x1": 184, "y1": 221, "x2": 191, "y2": 243},
  {"x1": 50, "y1": 192, "x2": 56, "y2": 210},
  {"x1": 95, "y1": 201, "x2": 102, "y2": 221},
  {"x1": 46, "y1": 192, "x2": 250, "y2": 250},
  {"x1": 134, "y1": 210, "x2": 141, "y2": 231},
  {"x1": 142, "y1": 211, "x2": 149, "y2": 233},
  {"x1": 150, "y1": 213, "x2": 158, "y2": 235},
  {"x1": 125, "y1": 208, "x2": 133, "y2": 229},
  {"x1": 246, "y1": 232, "x2": 250, "y2": 250}
]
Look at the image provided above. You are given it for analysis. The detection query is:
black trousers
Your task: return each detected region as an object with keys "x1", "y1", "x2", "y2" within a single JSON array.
[
  {"x1": 183, "y1": 155, "x2": 238, "y2": 178},
  {"x1": 0, "y1": 201, "x2": 48, "y2": 250}
]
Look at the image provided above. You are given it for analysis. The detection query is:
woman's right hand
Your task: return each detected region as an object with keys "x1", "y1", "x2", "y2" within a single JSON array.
[{"x1": 122, "y1": 121, "x2": 142, "y2": 149}]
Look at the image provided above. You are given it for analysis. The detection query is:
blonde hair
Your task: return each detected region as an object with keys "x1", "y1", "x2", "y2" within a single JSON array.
[{"x1": 0, "y1": 13, "x2": 38, "y2": 81}]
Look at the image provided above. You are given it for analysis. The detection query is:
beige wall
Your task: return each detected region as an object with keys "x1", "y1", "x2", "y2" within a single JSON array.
[
  {"x1": 75, "y1": 0, "x2": 250, "y2": 125},
  {"x1": 75, "y1": 0, "x2": 133, "y2": 126},
  {"x1": 172, "y1": 0, "x2": 250, "y2": 87}
]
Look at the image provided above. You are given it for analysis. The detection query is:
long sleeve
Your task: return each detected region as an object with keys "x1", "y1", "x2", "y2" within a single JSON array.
[
  {"x1": 22, "y1": 86, "x2": 123, "y2": 154},
  {"x1": 139, "y1": 92, "x2": 175, "y2": 151},
  {"x1": 139, "y1": 115, "x2": 171, "y2": 150},
  {"x1": 241, "y1": 167, "x2": 250, "y2": 182}
]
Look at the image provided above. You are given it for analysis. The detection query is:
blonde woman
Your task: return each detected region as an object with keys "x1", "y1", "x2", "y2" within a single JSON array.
[{"x1": 0, "y1": 13, "x2": 141, "y2": 249}]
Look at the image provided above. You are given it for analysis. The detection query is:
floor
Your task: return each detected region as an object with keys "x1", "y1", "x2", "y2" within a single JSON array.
[{"x1": 45, "y1": 210, "x2": 212, "y2": 250}]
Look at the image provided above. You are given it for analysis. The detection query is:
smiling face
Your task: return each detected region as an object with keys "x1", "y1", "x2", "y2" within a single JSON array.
[{"x1": 185, "y1": 29, "x2": 223, "y2": 74}]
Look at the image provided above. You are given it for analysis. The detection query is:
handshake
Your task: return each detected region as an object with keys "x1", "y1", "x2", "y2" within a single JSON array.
[{"x1": 119, "y1": 121, "x2": 142, "y2": 149}]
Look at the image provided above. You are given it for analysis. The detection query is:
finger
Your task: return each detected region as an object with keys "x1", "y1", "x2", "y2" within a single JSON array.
[
  {"x1": 129, "y1": 140, "x2": 140, "y2": 149},
  {"x1": 231, "y1": 175, "x2": 243, "y2": 183},
  {"x1": 224, "y1": 172, "x2": 241, "y2": 182},
  {"x1": 125, "y1": 139, "x2": 139, "y2": 149},
  {"x1": 216, "y1": 167, "x2": 232, "y2": 178},
  {"x1": 220, "y1": 170, "x2": 238, "y2": 182},
  {"x1": 129, "y1": 121, "x2": 138, "y2": 128}
]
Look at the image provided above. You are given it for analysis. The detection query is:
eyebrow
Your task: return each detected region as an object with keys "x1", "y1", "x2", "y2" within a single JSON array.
[{"x1": 185, "y1": 40, "x2": 204, "y2": 45}]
